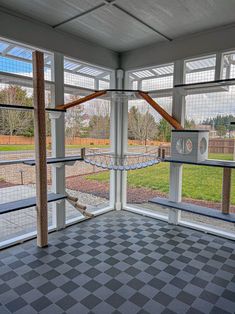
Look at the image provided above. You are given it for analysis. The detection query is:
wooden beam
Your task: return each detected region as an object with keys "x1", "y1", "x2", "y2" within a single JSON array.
[
  {"x1": 138, "y1": 91, "x2": 183, "y2": 130},
  {"x1": 222, "y1": 167, "x2": 232, "y2": 214},
  {"x1": 56, "y1": 90, "x2": 107, "y2": 110},
  {"x1": 81, "y1": 147, "x2": 86, "y2": 159},
  {"x1": 33, "y1": 51, "x2": 48, "y2": 248}
]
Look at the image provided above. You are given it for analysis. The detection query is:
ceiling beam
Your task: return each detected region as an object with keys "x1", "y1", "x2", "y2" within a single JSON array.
[
  {"x1": 0, "y1": 9, "x2": 118, "y2": 69},
  {"x1": 113, "y1": 3, "x2": 172, "y2": 42},
  {"x1": 53, "y1": 3, "x2": 106, "y2": 28},
  {"x1": 121, "y1": 24, "x2": 235, "y2": 70}
]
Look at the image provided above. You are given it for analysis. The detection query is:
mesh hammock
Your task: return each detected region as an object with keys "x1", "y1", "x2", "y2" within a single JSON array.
[{"x1": 84, "y1": 148, "x2": 161, "y2": 171}]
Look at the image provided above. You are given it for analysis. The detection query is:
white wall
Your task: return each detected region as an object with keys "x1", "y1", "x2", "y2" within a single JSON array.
[
  {"x1": 0, "y1": 9, "x2": 118, "y2": 69},
  {"x1": 121, "y1": 24, "x2": 235, "y2": 70}
]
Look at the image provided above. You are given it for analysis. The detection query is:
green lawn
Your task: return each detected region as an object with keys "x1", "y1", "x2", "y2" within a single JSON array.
[
  {"x1": 0, "y1": 144, "x2": 109, "y2": 151},
  {"x1": 0, "y1": 145, "x2": 35, "y2": 151},
  {"x1": 86, "y1": 153, "x2": 235, "y2": 205}
]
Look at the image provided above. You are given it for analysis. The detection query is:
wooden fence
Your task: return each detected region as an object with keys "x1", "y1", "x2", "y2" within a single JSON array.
[
  {"x1": 0, "y1": 135, "x2": 234, "y2": 154},
  {"x1": 208, "y1": 139, "x2": 234, "y2": 154},
  {"x1": 0, "y1": 135, "x2": 163, "y2": 147}
]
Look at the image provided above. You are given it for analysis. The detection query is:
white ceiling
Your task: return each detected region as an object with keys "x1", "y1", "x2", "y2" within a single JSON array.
[{"x1": 0, "y1": 0, "x2": 235, "y2": 52}]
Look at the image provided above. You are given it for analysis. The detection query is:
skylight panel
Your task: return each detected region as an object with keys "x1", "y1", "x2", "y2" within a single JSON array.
[
  {"x1": 0, "y1": 42, "x2": 9, "y2": 53},
  {"x1": 78, "y1": 66, "x2": 103, "y2": 77},
  {"x1": 132, "y1": 70, "x2": 153, "y2": 78},
  {"x1": 8, "y1": 47, "x2": 32, "y2": 60},
  {"x1": 64, "y1": 60, "x2": 81, "y2": 71}
]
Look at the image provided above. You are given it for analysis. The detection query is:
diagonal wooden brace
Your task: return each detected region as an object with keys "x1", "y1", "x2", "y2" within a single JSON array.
[
  {"x1": 138, "y1": 91, "x2": 183, "y2": 130},
  {"x1": 56, "y1": 90, "x2": 107, "y2": 110}
]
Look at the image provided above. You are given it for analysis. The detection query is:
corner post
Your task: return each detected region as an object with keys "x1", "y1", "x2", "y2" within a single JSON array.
[
  {"x1": 169, "y1": 60, "x2": 185, "y2": 224},
  {"x1": 110, "y1": 69, "x2": 128, "y2": 210},
  {"x1": 33, "y1": 51, "x2": 48, "y2": 247},
  {"x1": 51, "y1": 53, "x2": 66, "y2": 229}
]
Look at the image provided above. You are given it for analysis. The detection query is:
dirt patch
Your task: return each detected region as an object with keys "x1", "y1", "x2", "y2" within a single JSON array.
[{"x1": 0, "y1": 180, "x2": 16, "y2": 189}]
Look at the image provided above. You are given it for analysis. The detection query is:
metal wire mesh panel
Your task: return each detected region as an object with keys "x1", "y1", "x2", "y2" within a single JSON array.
[
  {"x1": 0, "y1": 38, "x2": 53, "y2": 81},
  {"x1": 185, "y1": 88, "x2": 235, "y2": 157},
  {"x1": 0, "y1": 37, "x2": 54, "y2": 245},
  {"x1": 0, "y1": 109, "x2": 52, "y2": 161},
  {"x1": 64, "y1": 57, "x2": 111, "y2": 90},
  {"x1": 129, "y1": 64, "x2": 174, "y2": 91},
  {"x1": 63, "y1": 62, "x2": 112, "y2": 221},
  {"x1": 182, "y1": 77, "x2": 235, "y2": 231},
  {"x1": 0, "y1": 164, "x2": 53, "y2": 244},
  {"x1": 65, "y1": 161, "x2": 110, "y2": 222},
  {"x1": 127, "y1": 95, "x2": 172, "y2": 215},
  {"x1": 185, "y1": 55, "x2": 216, "y2": 84}
]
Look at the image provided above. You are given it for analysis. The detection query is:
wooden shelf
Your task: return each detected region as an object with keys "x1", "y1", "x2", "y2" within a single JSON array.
[
  {"x1": 0, "y1": 193, "x2": 67, "y2": 215},
  {"x1": 164, "y1": 157, "x2": 235, "y2": 169},
  {"x1": 175, "y1": 78, "x2": 235, "y2": 89},
  {"x1": 0, "y1": 103, "x2": 66, "y2": 112},
  {"x1": 149, "y1": 197, "x2": 235, "y2": 223}
]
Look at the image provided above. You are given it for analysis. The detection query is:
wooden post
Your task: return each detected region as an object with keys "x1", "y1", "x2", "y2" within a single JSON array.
[
  {"x1": 81, "y1": 147, "x2": 86, "y2": 159},
  {"x1": 33, "y1": 51, "x2": 48, "y2": 247},
  {"x1": 222, "y1": 167, "x2": 232, "y2": 214}
]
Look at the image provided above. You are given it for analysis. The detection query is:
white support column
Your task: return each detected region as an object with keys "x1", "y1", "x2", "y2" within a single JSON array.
[
  {"x1": 109, "y1": 69, "x2": 128, "y2": 210},
  {"x1": 51, "y1": 53, "x2": 66, "y2": 229},
  {"x1": 168, "y1": 60, "x2": 185, "y2": 224},
  {"x1": 121, "y1": 71, "x2": 129, "y2": 207},
  {"x1": 109, "y1": 71, "x2": 116, "y2": 209}
]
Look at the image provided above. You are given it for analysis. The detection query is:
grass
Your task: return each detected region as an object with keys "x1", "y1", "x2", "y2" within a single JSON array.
[
  {"x1": 0, "y1": 145, "x2": 35, "y2": 151},
  {"x1": 0, "y1": 144, "x2": 108, "y2": 151},
  {"x1": 86, "y1": 153, "x2": 235, "y2": 205}
]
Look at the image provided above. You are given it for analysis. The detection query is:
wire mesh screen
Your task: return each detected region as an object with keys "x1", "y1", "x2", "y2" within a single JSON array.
[
  {"x1": 129, "y1": 64, "x2": 174, "y2": 91},
  {"x1": 182, "y1": 81, "x2": 235, "y2": 231},
  {"x1": 65, "y1": 161, "x2": 110, "y2": 222},
  {"x1": 185, "y1": 88, "x2": 235, "y2": 158},
  {"x1": 0, "y1": 109, "x2": 52, "y2": 161},
  {"x1": 128, "y1": 97, "x2": 172, "y2": 145},
  {"x1": 0, "y1": 39, "x2": 53, "y2": 81},
  {"x1": 64, "y1": 84, "x2": 111, "y2": 221},
  {"x1": 0, "y1": 81, "x2": 53, "y2": 106},
  {"x1": 64, "y1": 57, "x2": 111, "y2": 90},
  {"x1": 0, "y1": 164, "x2": 53, "y2": 244},
  {"x1": 126, "y1": 97, "x2": 172, "y2": 215},
  {"x1": 185, "y1": 55, "x2": 216, "y2": 84},
  {"x1": 99, "y1": 80, "x2": 110, "y2": 90}
]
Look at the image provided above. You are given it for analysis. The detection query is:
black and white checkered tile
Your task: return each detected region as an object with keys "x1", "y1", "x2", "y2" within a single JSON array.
[{"x1": 0, "y1": 211, "x2": 234, "y2": 314}]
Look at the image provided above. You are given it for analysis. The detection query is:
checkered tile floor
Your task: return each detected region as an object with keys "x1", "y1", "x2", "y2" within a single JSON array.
[{"x1": 0, "y1": 211, "x2": 235, "y2": 314}]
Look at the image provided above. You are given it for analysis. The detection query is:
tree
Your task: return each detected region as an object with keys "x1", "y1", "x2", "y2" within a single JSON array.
[
  {"x1": 0, "y1": 85, "x2": 34, "y2": 136},
  {"x1": 202, "y1": 115, "x2": 235, "y2": 138},
  {"x1": 128, "y1": 106, "x2": 158, "y2": 144},
  {"x1": 86, "y1": 99, "x2": 110, "y2": 139},
  {"x1": 156, "y1": 118, "x2": 196, "y2": 142},
  {"x1": 157, "y1": 119, "x2": 171, "y2": 142},
  {"x1": 88, "y1": 114, "x2": 110, "y2": 139},
  {"x1": 65, "y1": 95, "x2": 85, "y2": 139},
  {"x1": 185, "y1": 119, "x2": 196, "y2": 129}
]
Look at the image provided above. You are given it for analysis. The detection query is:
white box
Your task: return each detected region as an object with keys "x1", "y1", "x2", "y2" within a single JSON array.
[{"x1": 171, "y1": 130, "x2": 209, "y2": 163}]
